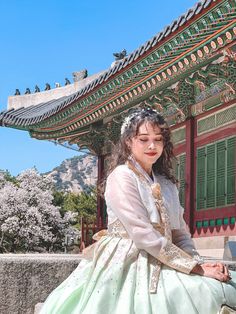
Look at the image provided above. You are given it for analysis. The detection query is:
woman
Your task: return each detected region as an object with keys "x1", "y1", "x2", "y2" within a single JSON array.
[{"x1": 40, "y1": 107, "x2": 236, "y2": 314}]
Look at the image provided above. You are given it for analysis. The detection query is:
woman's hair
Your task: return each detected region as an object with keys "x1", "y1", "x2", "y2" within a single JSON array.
[{"x1": 106, "y1": 107, "x2": 177, "y2": 183}]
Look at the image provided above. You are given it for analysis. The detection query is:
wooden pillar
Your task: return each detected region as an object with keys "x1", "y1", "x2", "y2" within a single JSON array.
[
  {"x1": 185, "y1": 117, "x2": 195, "y2": 234},
  {"x1": 96, "y1": 155, "x2": 105, "y2": 228}
]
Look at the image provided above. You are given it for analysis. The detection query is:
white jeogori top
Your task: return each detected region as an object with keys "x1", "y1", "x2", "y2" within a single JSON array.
[{"x1": 105, "y1": 162, "x2": 196, "y2": 259}]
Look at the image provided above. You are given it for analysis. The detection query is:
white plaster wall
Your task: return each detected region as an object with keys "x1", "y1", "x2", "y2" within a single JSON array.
[{"x1": 8, "y1": 70, "x2": 106, "y2": 110}]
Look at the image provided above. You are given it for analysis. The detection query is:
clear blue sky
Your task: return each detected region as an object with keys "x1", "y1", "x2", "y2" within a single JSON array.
[{"x1": 0, "y1": 0, "x2": 196, "y2": 176}]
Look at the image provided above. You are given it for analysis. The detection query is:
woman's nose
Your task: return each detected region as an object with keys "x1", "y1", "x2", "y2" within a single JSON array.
[{"x1": 148, "y1": 142, "x2": 155, "y2": 149}]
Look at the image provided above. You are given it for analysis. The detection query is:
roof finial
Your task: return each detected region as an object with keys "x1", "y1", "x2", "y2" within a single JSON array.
[
  {"x1": 25, "y1": 88, "x2": 31, "y2": 94},
  {"x1": 34, "y1": 85, "x2": 40, "y2": 93},
  {"x1": 14, "y1": 89, "x2": 20, "y2": 96},
  {"x1": 113, "y1": 49, "x2": 127, "y2": 61},
  {"x1": 45, "y1": 83, "x2": 51, "y2": 91},
  {"x1": 65, "y1": 78, "x2": 71, "y2": 85}
]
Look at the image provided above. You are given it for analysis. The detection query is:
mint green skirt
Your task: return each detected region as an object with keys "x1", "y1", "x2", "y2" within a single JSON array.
[{"x1": 40, "y1": 236, "x2": 236, "y2": 314}]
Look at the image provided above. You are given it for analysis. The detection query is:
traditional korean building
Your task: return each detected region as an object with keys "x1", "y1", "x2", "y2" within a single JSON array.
[{"x1": 0, "y1": 0, "x2": 235, "y2": 241}]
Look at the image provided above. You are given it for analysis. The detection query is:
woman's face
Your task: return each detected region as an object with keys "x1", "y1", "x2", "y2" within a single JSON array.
[{"x1": 128, "y1": 122, "x2": 164, "y2": 175}]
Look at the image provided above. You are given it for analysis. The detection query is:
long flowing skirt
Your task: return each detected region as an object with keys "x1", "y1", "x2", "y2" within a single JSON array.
[{"x1": 40, "y1": 236, "x2": 236, "y2": 314}]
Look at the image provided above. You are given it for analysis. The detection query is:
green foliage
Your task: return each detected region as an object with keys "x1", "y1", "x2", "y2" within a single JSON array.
[
  {"x1": 0, "y1": 170, "x2": 18, "y2": 185},
  {"x1": 52, "y1": 190, "x2": 66, "y2": 216},
  {"x1": 53, "y1": 187, "x2": 97, "y2": 224}
]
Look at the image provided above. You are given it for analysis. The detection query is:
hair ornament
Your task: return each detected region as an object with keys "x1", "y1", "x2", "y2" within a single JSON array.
[{"x1": 120, "y1": 107, "x2": 160, "y2": 135}]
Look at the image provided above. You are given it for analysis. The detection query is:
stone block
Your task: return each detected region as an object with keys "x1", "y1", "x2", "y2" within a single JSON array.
[{"x1": 0, "y1": 254, "x2": 81, "y2": 314}]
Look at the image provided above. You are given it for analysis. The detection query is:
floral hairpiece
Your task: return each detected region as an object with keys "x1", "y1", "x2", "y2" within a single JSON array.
[
  {"x1": 120, "y1": 112, "x2": 138, "y2": 135},
  {"x1": 120, "y1": 108, "x2": 159, "y2": 135}
]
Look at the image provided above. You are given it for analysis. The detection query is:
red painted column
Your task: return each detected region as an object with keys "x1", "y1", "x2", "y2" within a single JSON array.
[
  {"x1": 96, "y1": 155, "x2": 105, "y2": 228},
  {"x1": 185, "y1": 117, "x2": 195, "y2": 234}
]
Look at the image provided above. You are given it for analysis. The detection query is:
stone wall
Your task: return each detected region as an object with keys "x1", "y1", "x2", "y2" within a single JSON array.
[
  {"x1": 193, "y1": 235, "x2": 236, "y2": 259},
  {"x1": 0, "y1": 254, "x2": 81, "y2": 314}
]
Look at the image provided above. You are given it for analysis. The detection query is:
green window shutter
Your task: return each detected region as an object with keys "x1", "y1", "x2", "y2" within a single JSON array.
[
  {"x1": 227, "y1": 137, "x2": 235, "y2": 204},
  {"x1": 206, "y1": 144, "x2": 216, "y2": 208},
  {"x1": 179, "y1": 154, "x2": 186, "y2": 207},
  {"x1": 173, "y1": 157, "x2": 179, "y2": 180},
  {"x1": 216, "y1": 140, "x2": 226, "y2": 206},
  {"x1": 196, "y1": 147, "x2": 206, "y2": 210},
  {"x1": 173, "y1": 154, "x2": 186, "y2": 208}
]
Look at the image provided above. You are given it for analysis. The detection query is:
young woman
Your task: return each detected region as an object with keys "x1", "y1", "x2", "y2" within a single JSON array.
[{"x1": 40, "y1": 107, "x2": 236, "y2": 314}]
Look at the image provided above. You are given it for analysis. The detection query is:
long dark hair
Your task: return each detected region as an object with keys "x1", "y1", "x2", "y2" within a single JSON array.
[{"x1": 107, "y1": 107, "x2": 177, "y2": 183}]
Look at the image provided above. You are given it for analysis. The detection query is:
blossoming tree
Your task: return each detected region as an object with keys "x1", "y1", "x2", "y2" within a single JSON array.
[{"x1": 0, "y1": 169, "x2": 78, "y2": 253}]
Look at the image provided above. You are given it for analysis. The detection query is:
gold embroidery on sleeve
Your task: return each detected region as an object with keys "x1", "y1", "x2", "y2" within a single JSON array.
[{"x1": 157, "y1": 241, "x2": 197, "y2": 274}]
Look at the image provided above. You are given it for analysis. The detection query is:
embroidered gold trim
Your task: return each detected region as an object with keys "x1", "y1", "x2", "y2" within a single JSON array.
[
  {"x1": 158, "y1": 241, "x2": 197, "y2": 274},
  {"x1": 107, "y1": 219, "x2": 129, "y2": 238},
  {"x1": 149, "y1": 255, "x2": 162, "y2": 293}
]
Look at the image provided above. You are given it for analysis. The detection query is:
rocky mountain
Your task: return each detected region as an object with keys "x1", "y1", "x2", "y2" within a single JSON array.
[{"x1": 45, "y1": 154, "x2": 98, "y2": 193}]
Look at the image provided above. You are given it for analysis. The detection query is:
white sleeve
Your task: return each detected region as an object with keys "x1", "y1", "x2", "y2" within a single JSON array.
[{"x1": 172, "y1": 185, "x2": 196, "y2": 256}]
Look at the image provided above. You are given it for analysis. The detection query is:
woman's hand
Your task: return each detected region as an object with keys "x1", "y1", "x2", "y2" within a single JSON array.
[{"x1": 191, "y1": 262, "x2": 231, "y2": 282}]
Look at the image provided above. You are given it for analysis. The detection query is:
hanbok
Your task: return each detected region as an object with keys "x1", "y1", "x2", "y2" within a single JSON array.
[{"x1": 40, "y1": 159, "x2": 236, "y2": 314}]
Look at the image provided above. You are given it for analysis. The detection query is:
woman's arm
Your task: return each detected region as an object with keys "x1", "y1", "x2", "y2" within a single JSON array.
[
  {"x1": 171, "y1": 185, "x2": 196, "y2": 256},
  {"x1": 172, "y1": 229, "x2": 196, "y2": 256},
  {"x1": 168, "y1": 184, "x2": 231, "y2": 282}
]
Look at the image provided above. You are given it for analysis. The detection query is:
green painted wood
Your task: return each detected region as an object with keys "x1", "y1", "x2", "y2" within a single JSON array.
[
  {"x1": 227, "y1": 137, "x2": 235, "y2": 205},
  {"x1": 196, "y1": 147, "x2": 206, "y2": 210},
  {"x1": 173, "y1": 153, "x2": 186, "y2": 208},
  {"x1": 230, "y1": 217, "x2": 236, "y2": 224},
  {"x1": 206, "y1": 144, "x2": 216, "y2": 208},
  {"x1": 216, "y1": 140, "x2": 226, "y2": 207},
  {"x1": 196, "y1": 136, "x2": 235, "y2": 211},
  {"x1": 179, "y1": 154, "x2": 186, "y2": 208}
]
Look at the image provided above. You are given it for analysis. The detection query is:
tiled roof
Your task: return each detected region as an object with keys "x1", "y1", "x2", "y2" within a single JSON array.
[{"x1": 0, "y1": 0, "x2": 215, "y2": 127}]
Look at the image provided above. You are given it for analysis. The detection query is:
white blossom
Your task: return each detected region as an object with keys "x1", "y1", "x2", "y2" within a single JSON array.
[{"x1": 0, "y1": 168, "x2": 78, "y2": 252}]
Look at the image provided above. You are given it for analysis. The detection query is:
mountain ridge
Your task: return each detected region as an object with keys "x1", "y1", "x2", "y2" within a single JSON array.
[{"x1": 45, "y1": 154, "x2": 98, "y2": 193}]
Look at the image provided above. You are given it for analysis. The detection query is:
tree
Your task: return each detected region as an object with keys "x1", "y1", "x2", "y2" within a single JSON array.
[
  {"x1": 0, "y1": 169, "x2": 78, "y2": 253},
  {"x1": 76, "y1": 187, "x2": 97, "y2": 221},
  {"x1": 53, "y1": 188, "x2": 97, "y2": 225}
]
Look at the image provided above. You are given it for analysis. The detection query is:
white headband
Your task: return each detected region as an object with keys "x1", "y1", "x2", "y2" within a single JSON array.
[{"x1": 120, "y1": 108, "x2": 160, "y2": 135}]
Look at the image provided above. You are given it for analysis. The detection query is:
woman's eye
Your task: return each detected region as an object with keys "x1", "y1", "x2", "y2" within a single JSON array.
[{"x1": 139, "y1": 139, "x2": 148, "y2": 142}]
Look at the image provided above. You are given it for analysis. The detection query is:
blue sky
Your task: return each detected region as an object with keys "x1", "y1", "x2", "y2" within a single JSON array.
[{"x1": 0, "y1": 0, "x2": 196, "y2": 176}]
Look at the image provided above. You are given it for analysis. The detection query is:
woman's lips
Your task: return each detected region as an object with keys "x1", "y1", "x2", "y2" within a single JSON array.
[{"x1": 145, "y1": 152, "x2": 157, "y2": 156}]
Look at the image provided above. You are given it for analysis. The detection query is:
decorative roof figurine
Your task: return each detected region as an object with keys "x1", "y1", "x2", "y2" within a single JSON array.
[
  {"x1": 113, "y1": 49, "x2": 127, "y2": 61},
  {"x1": 25, "y1": 88, "x2": 31, "y2": 94},
  {"x1": 55, "y1": 82, "x2": 61, "y2": 88},
  {"x1": 45, "y1": 83, "x2": 51, "y2": 91},
  {"x1": 73, "y1": 69, "x2": 88, "y2": 82},
  {"x1": 14, "y1": 89, "x2": 20, "y2": 95},
  {"x1": 34, "y1": 85, "x2": 40, "y2": 93},
  {"x1": 65, "y1": 78, "x2": 71, "y2": 85}
]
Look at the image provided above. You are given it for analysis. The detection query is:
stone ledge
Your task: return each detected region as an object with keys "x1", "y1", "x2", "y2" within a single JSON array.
[
  {"x1": 0, "y1": 254, "x2": 82, "y2": 314},
  {"x1": 193, "y1": 235, "x2": 236, "y2": 251}
]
